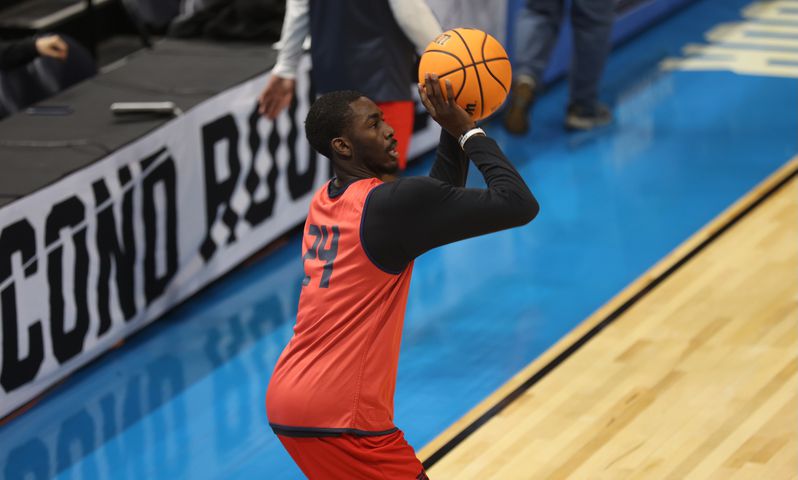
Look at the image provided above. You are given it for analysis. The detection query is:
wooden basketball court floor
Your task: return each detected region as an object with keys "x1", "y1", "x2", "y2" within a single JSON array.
[{"x1": 423, "y1": 160, "x2": 798, "y2": 478}]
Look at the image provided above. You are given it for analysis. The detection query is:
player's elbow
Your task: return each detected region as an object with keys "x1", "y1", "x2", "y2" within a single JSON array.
[
  {"x1": 514, "y1": 195, "x2": 539, "y2": 226},
  {"x1": 489, "y1": 187, "x2": 540, "y2": 228},
  {"x1": 524, "y1": 196, "x2": 540, "y2": 224},
  {"x1": 505, "y1": 185, "x2": 539, "y2": 226}
]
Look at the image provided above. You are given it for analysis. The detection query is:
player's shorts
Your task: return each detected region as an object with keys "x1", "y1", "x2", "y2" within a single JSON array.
[
  {"x1": 276, "y1": 429, "x2": 428, "y2": 479},
  {"x1": 376, "y1": 100, "x2": 415, "y2": 170}
]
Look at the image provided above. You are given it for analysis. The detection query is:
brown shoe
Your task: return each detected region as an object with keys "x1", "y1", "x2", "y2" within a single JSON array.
[{"x1": 503, "y1": 80, "x2": 536, "y2": 135}]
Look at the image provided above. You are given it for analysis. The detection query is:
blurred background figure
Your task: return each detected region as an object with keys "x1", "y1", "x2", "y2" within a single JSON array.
[
  {"x1": 258, "y1": 0, "x2": 442, "y2": 170},
  {"x1": 503, "y1": 0, "x2": 615, "y2": 135},
  {"x1": 0, "y1": 34, "x2": 95, "y2": 119},
  {"x1": 0, "y1": 34, "x2": 68, "y2": 70}
]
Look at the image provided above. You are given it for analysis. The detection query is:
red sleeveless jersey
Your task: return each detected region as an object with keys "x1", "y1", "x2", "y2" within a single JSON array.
[{"x1": 266, "y1": 178, "x2": 414, "y2": 434}]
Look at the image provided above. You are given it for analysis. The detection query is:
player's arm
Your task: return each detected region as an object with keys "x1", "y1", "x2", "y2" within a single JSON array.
[
  {"x1": 428, "y1": 128, "x2": 469, "y2": 187},
  {"x1": 363, "y1": 137, "x2": 538, "y2": 272},
  {"x1": 422, "y1": 73, "x2": 475, "y2": 186},
  {"x1": 418, "y1": 73, "x2": 533, "y2": 212},
  {"x1": 362, "y1": 75, "x2": 538, "y2": 272}
]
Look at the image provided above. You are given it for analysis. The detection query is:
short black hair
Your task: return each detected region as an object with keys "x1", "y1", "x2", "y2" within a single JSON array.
[{"x1": 305, "y1": 90, "x2": 365, "y2": 158}]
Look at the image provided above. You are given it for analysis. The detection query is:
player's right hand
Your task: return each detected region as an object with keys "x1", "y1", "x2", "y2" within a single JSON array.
[
  {"x1": 258, "y1": 75, "x2": 296, "y2": 119},
  {"x1": 418, "y1": 73, "x2": 476, "y2": 138}
]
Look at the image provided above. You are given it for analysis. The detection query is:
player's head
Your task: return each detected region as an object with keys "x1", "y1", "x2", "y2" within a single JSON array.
[{"x1": 305, "y1": 90, "x2": 399, "y2": 178}]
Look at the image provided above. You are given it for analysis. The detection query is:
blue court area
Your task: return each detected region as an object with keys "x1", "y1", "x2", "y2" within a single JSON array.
[{"x1": 2, "y1": 0, "x2": 795, "y2": 478}]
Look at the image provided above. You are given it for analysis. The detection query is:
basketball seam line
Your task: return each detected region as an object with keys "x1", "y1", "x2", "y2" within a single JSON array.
[
  {"x1": 477, "y1": 31, "x2": 508, "y2": 114},
  {"x1": 426, "y1": 56, "x2": 510, "y2": 80},
  {"x1": 480, "y1": 40, "x2": 508, "y2": 99},
  {"x1": 422, "y1": 49, "x2": 468, "y2": 100},
  {"x1": 451, "y1": 29, "x2": 485, "y2": 119}
]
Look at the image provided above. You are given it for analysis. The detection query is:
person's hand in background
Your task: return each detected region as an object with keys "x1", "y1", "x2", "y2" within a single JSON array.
[
  {"x1": 258, "y1": 75, "x2": 296, "y2": 119},
  {"x1": 35, "y1": 35, "x2": 68, "y2": 61}
]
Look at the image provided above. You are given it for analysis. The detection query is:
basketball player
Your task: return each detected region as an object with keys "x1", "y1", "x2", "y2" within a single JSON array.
[{"x1": 266, "y1": 74, "x2": 539, "y2": 479}]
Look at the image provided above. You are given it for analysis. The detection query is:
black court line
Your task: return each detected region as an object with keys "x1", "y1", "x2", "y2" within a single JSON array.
[{"x1": 422, "y1": 163, "x2": 798, "y2": 470}]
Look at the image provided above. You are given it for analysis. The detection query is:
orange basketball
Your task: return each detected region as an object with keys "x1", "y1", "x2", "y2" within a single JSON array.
[{"x1": 418, "y1": 28, "x2": 512, "y2": 121}]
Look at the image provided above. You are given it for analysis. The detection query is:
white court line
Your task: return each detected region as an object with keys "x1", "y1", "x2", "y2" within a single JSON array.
[
  {"x1": 683, "y1": 43, "x2": 798, "y2": 60},
  {"x1": 661, "y1": 57, "x2": 798, "y2": 79},
  {"x1": 744, "y1": 0, "x2": 798, "y2": 23},
  {"x1": 663, "y1": 1, "x2": 798, "y2": 78},
  {"x1": 707, "y1": 23, "x2": 798, "y2": 48}
]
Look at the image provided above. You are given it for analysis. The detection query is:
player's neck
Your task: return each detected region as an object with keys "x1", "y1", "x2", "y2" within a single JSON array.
[{"x1": 333, "y1": 167, "x2": 394, "y2": 186}]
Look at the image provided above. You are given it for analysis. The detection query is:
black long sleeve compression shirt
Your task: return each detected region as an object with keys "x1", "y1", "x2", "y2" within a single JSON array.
[{"x1": 357, "y1": 130, "x2": 539, "y2": 273}]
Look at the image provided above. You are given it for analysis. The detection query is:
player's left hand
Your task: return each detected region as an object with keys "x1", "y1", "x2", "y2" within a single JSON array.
[{"x1": 418, "y1": 73, "x2": 476, "y2": 138}]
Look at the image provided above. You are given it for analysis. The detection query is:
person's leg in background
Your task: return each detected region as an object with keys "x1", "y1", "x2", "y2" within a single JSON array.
[
  {"x1": 565, "y1": 0, "x2": 615, "y2": 130},
  {"x1": 378, "y1": 100, "x2": 415, "y2": 170},
  {"x1": 504, "y1": 0, "x2": 565, "y2": 134}
]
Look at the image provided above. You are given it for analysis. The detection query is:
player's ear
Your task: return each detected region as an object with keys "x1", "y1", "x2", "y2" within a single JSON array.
[{"x1": 331, "y1": 137, "x2": 351, "y2": 158}]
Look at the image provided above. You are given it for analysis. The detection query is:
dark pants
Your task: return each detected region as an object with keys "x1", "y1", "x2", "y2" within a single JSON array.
[{"x1": 513, "y1": 0, "x2": 615, "y2": 107}]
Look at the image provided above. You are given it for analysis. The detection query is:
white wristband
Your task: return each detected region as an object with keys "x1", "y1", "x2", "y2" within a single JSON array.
[{"x1": 458, "y1": 127, "x2": 486, "y2": 149}]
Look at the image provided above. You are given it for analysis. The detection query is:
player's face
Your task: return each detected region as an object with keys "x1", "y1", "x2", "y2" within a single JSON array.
[{"x1": 346, "y1": 97, "x2": 399, "y2": 176}]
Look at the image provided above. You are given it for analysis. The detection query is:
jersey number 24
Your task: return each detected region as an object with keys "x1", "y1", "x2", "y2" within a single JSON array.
[{"x1": 302, "y1": 224, "x2": 340, "y2": 288}]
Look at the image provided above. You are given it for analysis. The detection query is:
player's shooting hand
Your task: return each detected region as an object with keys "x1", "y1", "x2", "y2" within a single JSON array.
[
  {"x1": 417, "y1": 73, "x2": 476, "y2": 138},
  {"x1": 35, "y1": 35, "x2": 68, "y2": 61},
  {"x1": 258, "y1": 75, "x2": 296, "y2": 119}
]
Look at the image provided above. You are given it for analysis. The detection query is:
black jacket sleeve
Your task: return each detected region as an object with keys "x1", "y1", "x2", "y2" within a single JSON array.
[
  {"x1": 362, "y1": 130, "x2": 539, "y2": 273},
  {"x1": 0, "y1": 39, "x2": 38, "y2": 71}
]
